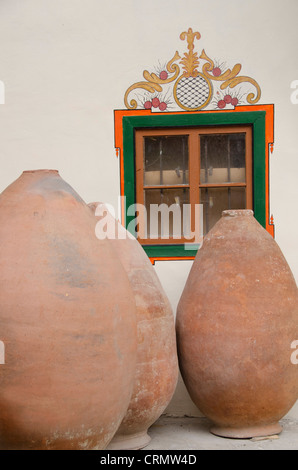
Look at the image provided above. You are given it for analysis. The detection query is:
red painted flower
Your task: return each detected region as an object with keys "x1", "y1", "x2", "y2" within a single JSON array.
[
  {"x1": 212, "y1": 67, "x2": 221, "y2": 77},
  {"x1": 144, "y1": 101, "x2": 152, "y2": 109},
  {"x1": 231, "y1": 97, "x2": 239, "y2": 107},
  {"x1": 159, "y1": 71, "x2": 168, "y2": 81},
  {"x1": 159, "y1": 102, "x2": 167, "y2": 111},
  {"x1": 152, "y1": 97, "x2": 160, "y2": 108},
  {"x1": 224, "y1": 94, "x2": 232, "y2": 104},
  {"x1": 218, "y1": 100, "x2": 226, "y2": 109}
]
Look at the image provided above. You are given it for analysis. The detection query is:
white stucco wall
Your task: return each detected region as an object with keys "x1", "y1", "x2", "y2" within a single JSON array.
[{"x1": 0, "y1": 0, "x2": 297, "y2": 419}]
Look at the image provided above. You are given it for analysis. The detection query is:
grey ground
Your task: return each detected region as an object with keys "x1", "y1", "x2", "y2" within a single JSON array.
[{"x1": 145, "y1": 416, "x2": 298, "y2": 450}]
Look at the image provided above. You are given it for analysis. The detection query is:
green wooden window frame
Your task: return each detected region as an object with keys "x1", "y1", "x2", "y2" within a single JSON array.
[{"x1": 122, "y1": 111, "x2": 266, "y2": 259}]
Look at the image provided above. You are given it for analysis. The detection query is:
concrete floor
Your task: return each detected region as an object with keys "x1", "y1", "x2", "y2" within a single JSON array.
[{"x1": 145, "y1": 416, "x2": 298, "y2": 450}]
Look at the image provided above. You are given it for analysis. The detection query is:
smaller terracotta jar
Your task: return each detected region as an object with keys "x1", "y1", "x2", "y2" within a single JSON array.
[
  {"x1": 176, "y1": 210, "x2": 298, "y2": 439},
  {"x1": 90, "y1": 202, "x2": 178, "y2": 450}
]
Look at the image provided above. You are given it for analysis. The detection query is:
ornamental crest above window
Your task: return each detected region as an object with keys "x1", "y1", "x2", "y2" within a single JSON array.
[{"x1": 124, "y1": 28, "x2": 261, "y2": 112}]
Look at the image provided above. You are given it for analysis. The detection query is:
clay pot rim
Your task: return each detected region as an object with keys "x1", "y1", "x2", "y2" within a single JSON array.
[
  {"x1": 222, "y1": 209, "x2": 254, "y2": 218},
  {"x1": 22, "y1": 169, "x2": 59, "y2": 175}
]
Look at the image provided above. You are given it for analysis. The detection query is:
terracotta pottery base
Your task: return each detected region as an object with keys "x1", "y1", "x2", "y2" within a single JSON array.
[
  {"x1": 107, "y1": 431, "x2": 151, "y2": 450},
  {"x1": 210, "y1": 422, "x2": 283, "y2": 439}
]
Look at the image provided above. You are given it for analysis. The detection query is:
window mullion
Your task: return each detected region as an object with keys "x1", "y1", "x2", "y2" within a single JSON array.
[
  {"x1": 188, "y1": 129, "x2": 200, "y2": 236},
  {"x1": 135, "y1": 133, "x2": 146, "y2": 240},
  {"x1": 245, "y1": 127, "x2": 253, "y2": 209}
]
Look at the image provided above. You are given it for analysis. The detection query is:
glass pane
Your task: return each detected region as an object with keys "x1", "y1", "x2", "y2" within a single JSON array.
[
  {"x1": 200, "y1": 187, "x2": 246, "y2": 235},
  {"x1": 144, "y1": 188, "x2": 190, "y2": 239},
  {"x1": 230, "y1": 187, "x2": 246, "y2": 209},
  {"x1": 144, "y1": 135, "x2": 189, "y2": 186},
  {"x1": 200, "y1": 133, "x2": 246, "y2": 184}
]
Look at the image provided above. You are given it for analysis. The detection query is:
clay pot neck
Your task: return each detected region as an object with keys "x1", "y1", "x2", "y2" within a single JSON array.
[
  {"x1": 222, "y1": 209, "x2": 254, "y2": 218},
  {"x1": 22, "y1": 170, "x2": 59, "y2": 175}
]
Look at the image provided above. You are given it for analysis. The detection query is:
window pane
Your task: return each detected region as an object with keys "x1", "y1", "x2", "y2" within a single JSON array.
[
  {"x1": 230, "y1": 187, "x2": 246, "y2": 209},
  {"x1": 200, "y1": 133, "x2": 246, "y2": 184},
  {"x1": 144, "y1": 188, "x2": 190, "y2": 239},
  {"x1": 200, "y1": 187, "x2": 246, "y2": 235},
  {"x1": 144, "y1": 135, "x2": 189, "y2": 186}
]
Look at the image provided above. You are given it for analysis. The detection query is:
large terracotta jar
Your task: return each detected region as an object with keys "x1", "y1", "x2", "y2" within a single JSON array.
[
  {"x1": 176, "y1": 210, "x2": 298, "y2": 438},
  {"x1": 0, "y1": 170, "x2": 137, "y2": 450},
  {"x1": 89, "y1": 202, "x2": 178, "y2": 449}
]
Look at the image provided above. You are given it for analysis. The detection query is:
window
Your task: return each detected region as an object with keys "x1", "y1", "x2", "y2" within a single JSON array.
[
  {"x1": 135, "y1": 126, "x2": 252, "y2": 243},
  {"x1": 114, "y1": 105, "x2": 274, "y2": 262}
]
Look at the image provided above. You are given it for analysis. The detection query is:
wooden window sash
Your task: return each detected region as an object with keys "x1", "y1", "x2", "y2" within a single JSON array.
[{"x1": 135, "y1": 125, "x2": 253, "y2": 245}]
